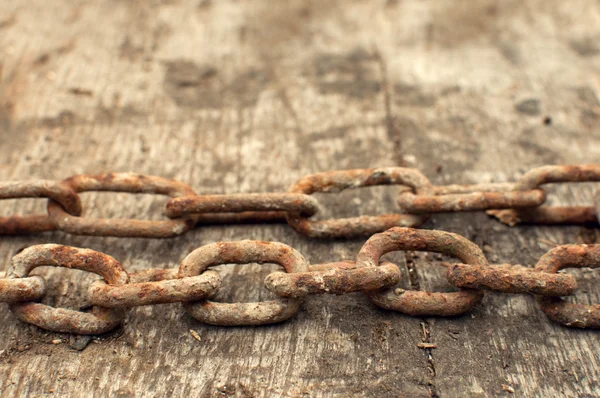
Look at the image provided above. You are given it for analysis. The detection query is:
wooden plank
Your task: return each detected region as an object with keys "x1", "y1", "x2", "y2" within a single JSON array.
[{"x1": 0, "y1": 0, "x2": 599, "y2": 396}]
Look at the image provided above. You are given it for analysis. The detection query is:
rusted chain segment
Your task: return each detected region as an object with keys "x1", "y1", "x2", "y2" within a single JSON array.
[
  {"x1": 165, "y1": 192, "x2": 319, "y2": 219},
  {"x1": 166, "y1": 192, "x2": 319, "y2": 226},
  {"x1": 7, "y1": 245, "x2": 128, "y2": 334},
  {"x1": 0, "y1": 215, "x2": 57, "y2": 235},
  {"x1": 490, "y1": 165, "x2": 600, "y2": 226},
  {"x1": 0, "y1": 180, "x2": 82, "y2": 234},
  {"x1": 430, "y1": 182, "x2": 515, "y2": 195},
  {"x1": 446, "y1": 263, "x2": 577, "y2": 296},
  {"x1": 369, "y1": 289, "x2": 482, "y2": 316},
  {"x1": 89, "y1": 269, "x2": 221, "y2": 308},
  {"x1": 0, "y1": 164, "x2": 598, "y2": 238},
  {"x1": 179, "y1": 240, "x2": 309, "y2": 326},
  {"x1": 535, "y1": 244, "x2": 600, "y2": 329},
  {"x1": 265, "y1": 261, "x2": 400, "y2": 298},
  {"x1": 356, "y1": 227, "x2": 487, "y2": 316},
  {"x1": 0, "y1": 273, "x2": 46, "y2": 303},
  {"x1": 514, "y1": 165, "x2": 600, "y2": 190},
  {"x1": 1, "y1": 229, "x2": 600, "y2": 332},
  {"x1": 47, "y1": 173, "x2": 198, "y2": 238},
  {"x1": 286, "y1": 168, "x2": 430, "y2": 238},
  {"x1": 399, "y1": 190, "x2": 545, "y2": 213}
]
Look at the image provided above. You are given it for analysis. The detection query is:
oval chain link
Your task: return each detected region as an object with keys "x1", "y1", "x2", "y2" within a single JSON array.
[
  {"x1": 535, "y1": 244, "x2": 600, "y2": 329},
  {"x1": 398, "y1": 182, "x2": 546, "y2": 213},
  {"x1": 0, "y1": 180, "x2": 82, "y2": 234},
  {"x1": 89, "y1": 268, "x2": 221, "y2": 308},
  {"x1": 178, "y1": 240, "x2": 309, "y2": 326},
  {"x1": 356, "y1": 227, "x2": 488, "y2": 316},
  {"x1": 286, "y1": 168, "x2": 431, "y2": 238},
  {"x1": 7, "y1": 245, "x2": 128, "y2": 334},
  {"x1": 488, "y1": 165, "x2": 600, "y2": 226},
  {"x1": 47, "y1": 173, "x2": 198, "y2": 238}
]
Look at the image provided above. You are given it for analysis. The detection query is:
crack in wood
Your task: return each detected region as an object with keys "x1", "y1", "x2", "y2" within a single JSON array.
[{"x1": 406, "y1": 252, "x2": 439, "y2": 397}]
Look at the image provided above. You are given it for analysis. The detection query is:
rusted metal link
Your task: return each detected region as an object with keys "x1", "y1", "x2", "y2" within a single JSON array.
[
  {"x1": 0, "y1": 273, "x2": 46, "y2": 303},
  {"x1": 265, "y1": 261, "x2": 400, "y2": 298},
  {"x1": 356, "y1": 227, "x2": 487, "y2": 316},
  {"x1": 446, "y1": 263, "x2": 577, "y2": 296},
  {"x1": 398, "y1": 184, "x2": 546, "y2": 214},
  {"x1": 369, "y1": 289, "x2": 483, "y2": 316},
  {"x1": 47, "y1": 173, "x2": 199, "y2": 238},
  {"x1": 89, "y1": 268, "x2": 221, "y2": 308},
  {"x1": 490, "y1": 165, "x2": 600, "y2": 226},
  {"x1": 535, "y1": 244, "x2": 600, "y2": 329},
  {"x1": 0, "y1": 215, "x2": 58, "y2": 235},
  {"x1": 8, "y1": 245, "x2": 128, "y2": 334},
  {"x1": 286, "y1": 168, "x2": 430, "y2": 238},
  {"x1": 430, "y1": 182, "x2": 515, "y2": 195},
  {"x1": 179, "y1": 240, "x2": 309, "y2": 326},
  {"x1": 515, "y1": 165, "x2": 600, "y2": 189},
  {"x1": 165, "y1": 193, "x2": 319, "y2": 221},
  {"x1": 307, "y1": 260, "x2": 357, "y2": 272},
  {"x1": 0, "y1": 180, "x2": 82, "y2": 234}
]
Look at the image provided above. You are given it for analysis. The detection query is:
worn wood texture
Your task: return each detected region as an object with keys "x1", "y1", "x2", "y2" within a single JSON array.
[{"x1": 1, "y1": 0, "x2": 600, "y2": 396}]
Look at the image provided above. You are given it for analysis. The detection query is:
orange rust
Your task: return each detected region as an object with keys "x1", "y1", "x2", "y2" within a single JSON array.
[
  {"x1": 47, "y1": 173, "x2": 199, "y2": 238},
  {"x1": 398, "y1": 188, "x2": 545, "y2": 214},
  {"x1": 447, "y1": 263, "x2": 577, "y2": 296},
  {"x1": 286, "y1": 168, "x2": 430, "y2": 238},
  {"x1": 535, "y1": 244, "x2": 600, "y2": 328},
  {"x1": 7, "y1": 244, "x2": 128, "y2": 334},
  {"x1": 356, "y1": 227, "x2": 487, "y2": 316},
  {"x1": 179, "y1": 240, "x2": 309, "y2": 326}
]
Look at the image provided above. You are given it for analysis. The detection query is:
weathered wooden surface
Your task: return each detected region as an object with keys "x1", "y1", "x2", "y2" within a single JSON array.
[{"x1": 1, "y1": 0, "x2": 600, "y2": 396}]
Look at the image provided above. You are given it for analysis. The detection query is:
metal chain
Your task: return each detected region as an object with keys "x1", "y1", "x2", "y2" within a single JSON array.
[
  {"x1": 0, "y1": 226, "x2": 597, "y2": 334},
  {"x1": 0, "y1": 164, "x2": 599, "y2": 334},
  {"x1": 1, "y1": 164, "x2": 598, "y2": 238}
]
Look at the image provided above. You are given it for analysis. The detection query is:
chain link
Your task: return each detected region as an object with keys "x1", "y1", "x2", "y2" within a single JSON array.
[
  {"x1": 488, "y1": 165, "x2": 600, "y2": 226},
  {"x1": 356, "y1": 228, "x2": 487, "y2": 316},
  {"x1": 265, "y1": 261, "x2": 400, "y2": 298},
  {"x1": 0, "y1": 180, "x2": 82, "y2": 234},
  {"x1": 535, "y1": 244, "x2": 600, "y2": 328},
  {"x1": 286, "y1": 168, "x2": 430, "y2": 238},
  {"x1": 179, "y1": 241, "x2": 310, "y2": 326},
  {"x1": 7, "y1": 245, "x2": 128, "y2": 334},
  {"x1": 89, "y1": 268, "x2": 221, "y2": 308},
  {"x1": 0, "y1": 164, "x2": 599, "y2": 334},
  {"x1": 46, "y1": 173, "x2": 199, "y2": 238}
]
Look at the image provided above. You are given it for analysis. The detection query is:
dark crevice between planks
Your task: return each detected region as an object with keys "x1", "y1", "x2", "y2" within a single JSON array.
[{"x1": 406, "y1": 252, "x2": 439, "y2": 398}]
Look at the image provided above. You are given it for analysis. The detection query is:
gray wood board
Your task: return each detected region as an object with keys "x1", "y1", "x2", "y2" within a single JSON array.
[{"x1": 0, "y1": 1, "x2": 599, "y2": 396}]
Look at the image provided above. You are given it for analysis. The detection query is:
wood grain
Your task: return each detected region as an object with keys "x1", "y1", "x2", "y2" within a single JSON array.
[{"x1": 1, "y1": 0, "x2": 599, "y2": 396}]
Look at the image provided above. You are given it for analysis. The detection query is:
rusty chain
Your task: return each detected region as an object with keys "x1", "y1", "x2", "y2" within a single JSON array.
[
  {"x1": 0, "y1": 165, "x2": 598, "y2": 238},
  {"x1": 0, "y1": 227, "x2": 596, "y2": 334},
  {"x1": 0, "y1": 164, "x2": 599, "y2": 334}
]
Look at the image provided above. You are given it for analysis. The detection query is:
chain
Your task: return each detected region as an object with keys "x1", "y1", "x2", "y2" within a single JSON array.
[
  {"x1": 0, "y1": 226, "x2": 594, "y2": 334},
  {"x1": 0, "y1": 164, "x2": 599, "y2": 334},
  {"x1": 1, "y1": 164, "x2": 598, "y2": 238}
]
